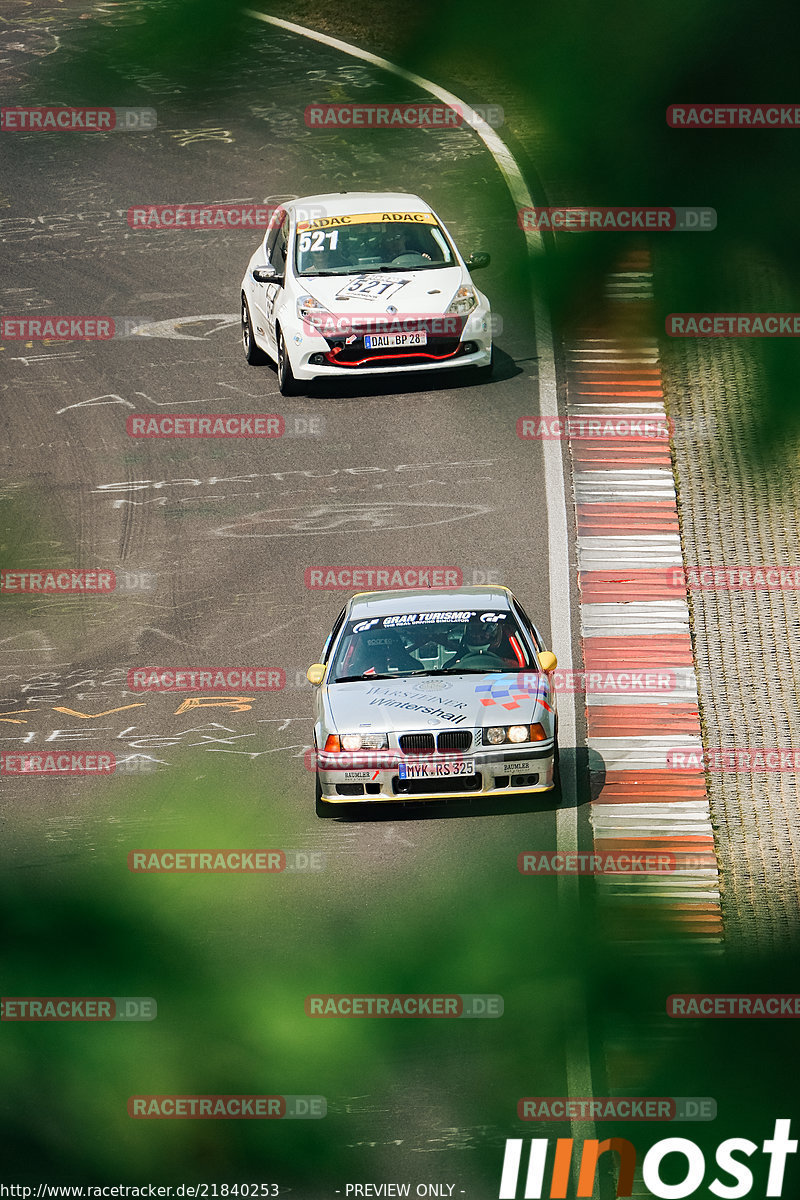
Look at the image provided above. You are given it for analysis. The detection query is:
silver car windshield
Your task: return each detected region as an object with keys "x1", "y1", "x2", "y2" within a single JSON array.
[
  {"x1": 295, "y1": 218, "x2": 456, "y2": 277},
  {"x1": 329, "y1": 610, "x2": 534, "y2": 683}
]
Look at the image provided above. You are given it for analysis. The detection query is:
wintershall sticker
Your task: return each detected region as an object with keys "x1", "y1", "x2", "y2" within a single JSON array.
[
  {"x1": 667, "y1": 748, "x2": 800, "y2": 771},
  {"x1": 305, "y1": 994, "x2": 502, "y2": 1017},
  {"x1": 127, "y1": 205, "x2": 279, "y2": 229},
  {"x1": 126, "y1": 415, "x2": 284, "y2": 438},
  {"x1": 667, "y1": 313, "x2": 800, "y2": 336},
  {"x1": 1, "y1": 997, "x2": 156, "y2": 1020},
  {"x1": 518, "y1": 852, "x2": 676, "y2": 874},
  {"x1": 1, "y1": 570, "x2": 115, "y2": 593},
  {"x1": 668, "y1": 104, "x2": 800, "y2": 127},
  {"x1": 668, "y1": 994, "x2": 800, "y2": 1017},
  {"x1": 517, "y1": 416, "x2": 672, "y2": 440},
  {"x1": 127, "y1": 668, "x2": 285, "y2": 692},
  {"x1": 1, "y1": 317, "x2": 114, "y2": 340},
  {"x1": 1, "y1": 107, "x2": 156, "y2": 131},
  {"x1": 305, "y1": 567, "x2": 462, "y2": 590},
  {"x1": 1, "y1": 752, "x2": 116, "y2": 775}
]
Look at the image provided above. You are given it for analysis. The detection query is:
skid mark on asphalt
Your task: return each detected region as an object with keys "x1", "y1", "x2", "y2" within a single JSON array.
[{"x1": 213, "y1": 501, "x2": 493, "y2": 538}]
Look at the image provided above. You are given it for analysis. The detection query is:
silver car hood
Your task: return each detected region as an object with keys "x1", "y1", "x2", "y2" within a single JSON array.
[{"x1": 322, "y1": 673, "x2": 551, "y2": 734}]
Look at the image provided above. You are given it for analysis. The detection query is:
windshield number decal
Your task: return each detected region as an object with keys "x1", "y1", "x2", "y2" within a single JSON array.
[
  {"x1": 335, "y1": 276, "x2": 411, "y2": 302},
  {"x1": 298, "y1": 229, "x2": 339, "y2": 253}
]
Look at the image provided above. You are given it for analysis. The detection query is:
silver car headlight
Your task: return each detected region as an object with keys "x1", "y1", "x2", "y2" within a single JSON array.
[
  {"x1": 446, "y1": 284, "x2": 478, "y2": 316},
  {"x1": 485, "y1": 724, "x2": 546, "y2": 745},
  {"x1": 340, "y1": 732, "x2": 389, "y2": 752}
]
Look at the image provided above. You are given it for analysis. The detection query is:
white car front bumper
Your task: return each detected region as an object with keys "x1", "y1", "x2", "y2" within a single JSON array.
[{"x1": 286, "y1": 305, "x2": 493, "y2": 380}]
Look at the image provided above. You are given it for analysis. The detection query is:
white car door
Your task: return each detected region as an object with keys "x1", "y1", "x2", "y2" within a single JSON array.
[{"x1": 252, "y1": 211, "x2": 290, "y2": 356}]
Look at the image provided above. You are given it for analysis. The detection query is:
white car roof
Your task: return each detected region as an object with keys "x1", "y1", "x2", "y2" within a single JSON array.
[
  {"x1": 348, "y1": 587, "x2": 514, "y2": 618},
  {"x1": 286, "y1": 192, "x2": 433, "y2": 218}
]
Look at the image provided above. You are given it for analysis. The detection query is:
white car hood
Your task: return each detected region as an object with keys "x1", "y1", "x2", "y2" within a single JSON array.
[{"x1": 297, "y1": 266, "x2": 465, "y2": 315}]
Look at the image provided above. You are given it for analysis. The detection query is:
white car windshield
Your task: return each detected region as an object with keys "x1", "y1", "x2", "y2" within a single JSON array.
[
  {"x1": 329, "y1": 610, "x2": 534, "y2": 682},
  {"x1": 295, "y1": 216, "x2": 456, "y2": 277}
]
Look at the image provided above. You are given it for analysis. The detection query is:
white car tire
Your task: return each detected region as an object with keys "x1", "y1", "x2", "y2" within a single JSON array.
[
  {"x1": 241, "y1": 296, "x2": 267, "y2": 365},
  {"x1": 276, "y1": 327, "x2": 301, "y2": 396}
]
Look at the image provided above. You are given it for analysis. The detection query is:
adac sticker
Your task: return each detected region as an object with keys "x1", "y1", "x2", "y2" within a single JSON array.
[{"x1": 297, "y1": 211, "x2": 437, "y2": 232}]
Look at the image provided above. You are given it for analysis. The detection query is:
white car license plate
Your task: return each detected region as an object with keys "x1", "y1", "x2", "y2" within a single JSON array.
[
  {"x1": 398, "y1": 758, "x2": 474, "y2": 780},
  {"x1": 364, "y1": 332, "x2": 428, "y2": 349}
]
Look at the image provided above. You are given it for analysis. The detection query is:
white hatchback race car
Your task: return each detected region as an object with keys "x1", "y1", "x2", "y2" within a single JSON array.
[
  {"x1": 240, "y1": 191, "x2": 493, "y2": 394},
  {"x1": 306, "y1": 586, "x2": 559, "y2": 815}
]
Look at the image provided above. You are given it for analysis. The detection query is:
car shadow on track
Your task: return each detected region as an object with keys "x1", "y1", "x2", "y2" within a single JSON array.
[
  {"x1": 317, "y1": 745, "x2": 590, "y2": 822},
  {"x1": 296, "y1": 346, "x2": 522, "y2": 401}
]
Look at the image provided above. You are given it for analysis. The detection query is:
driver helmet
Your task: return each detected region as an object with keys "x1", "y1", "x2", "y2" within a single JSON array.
[{"x1": 464, "y1": 615, "x2": 504, "y2": 652}]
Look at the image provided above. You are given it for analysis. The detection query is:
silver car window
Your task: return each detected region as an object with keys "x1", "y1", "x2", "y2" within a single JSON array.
[{"x1": 329, "y1": 610, "x2": 533, "y2": 682}]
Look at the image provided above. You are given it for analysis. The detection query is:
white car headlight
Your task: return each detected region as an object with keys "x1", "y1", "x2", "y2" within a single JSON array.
[
  {"x1": 446, "y1": 285, "x2": 478, "y2": 316},
  {"x1": 297, "y1": 294, "x2": 335, "y2": 330},
  {"x1": 340, "y1": 733, "x2": 389, "y2": 751}
]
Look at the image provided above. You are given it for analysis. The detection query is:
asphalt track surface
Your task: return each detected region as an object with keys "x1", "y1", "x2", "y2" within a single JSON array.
[{"x1": 0, "y1": 7, "x2": 592, "y2": 1193}]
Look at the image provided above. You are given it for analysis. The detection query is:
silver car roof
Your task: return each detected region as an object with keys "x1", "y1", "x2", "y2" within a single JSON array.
[{"x1": 347, "y1": 586, "x2": 514, "y2": 618}]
